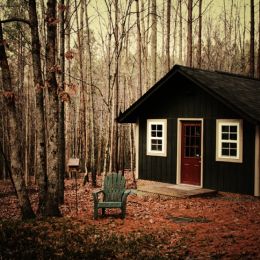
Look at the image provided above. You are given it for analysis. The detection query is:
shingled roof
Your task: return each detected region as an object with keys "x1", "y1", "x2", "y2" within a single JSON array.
[{"x1": 117, "y1": 65, "x2": 260, "y2": 124}]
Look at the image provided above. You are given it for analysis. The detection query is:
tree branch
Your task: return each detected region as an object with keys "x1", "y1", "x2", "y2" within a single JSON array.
[{"x1": 0, "y1": 18, "x2": 31, "y2": 26}]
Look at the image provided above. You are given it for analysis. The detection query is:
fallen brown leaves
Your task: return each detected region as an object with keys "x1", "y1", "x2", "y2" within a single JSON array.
[{"x1": 0, "y1": 173, "x2": 260, "y2": 259}]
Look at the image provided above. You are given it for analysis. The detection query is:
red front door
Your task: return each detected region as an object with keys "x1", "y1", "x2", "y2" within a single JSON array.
[{"x1": 181, "y1": 122, "x2": 201, "y2": 185}]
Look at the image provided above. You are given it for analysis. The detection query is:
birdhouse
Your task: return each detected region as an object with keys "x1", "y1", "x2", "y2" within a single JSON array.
[{"x1": 67, "y1": 158, "x2": 80, "y2": 178}]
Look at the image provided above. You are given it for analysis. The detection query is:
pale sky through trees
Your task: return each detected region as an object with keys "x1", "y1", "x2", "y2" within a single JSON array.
[{"x1": 86, "y1": 0, "x2": 256, "y2": 43}]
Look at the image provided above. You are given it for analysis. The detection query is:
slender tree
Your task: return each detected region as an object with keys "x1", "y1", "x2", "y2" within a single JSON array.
[
  {"x1": 58, "y1": 0, "x2": 66, "y2": 203},
  {"x1": 85, "y1": 0, "x2": 97, "y2": 186},
  {"x1": 0, "y1": 22, "x2": 35, "y2": 219},
  {"x1": 179, "y1": 0, "x2": 182, "y2": 63},
  {"x1": 257, "y1": 0, "x2": 260, "y2": 78},
  {"x1": 197, "y1": 0, "x2": 202, "y2": 68},
  {"x1": 151, "y1": 0, "x2": 157, "y2": 83},
  {"x1": 249, "y1": 0, "x2": 255, "y2": 77},
  {"x1": 45, "y1": 0, "x2": 61, "y2": 216},
  {"x1": 114, "y1": 0, "x2": 119, "y2": 172},
  {"x1": 28, "y1": 0, "x2": 48, "y2": 215},
  {"x1": 187, "y1": 0, "x2": 193, "y2": 67},
  {"x1": 166, "y1": 0, "x2": 171, "y2": 71},
  {"x1": 136, "y1": 0, "x2": 142, "y2": 97}
]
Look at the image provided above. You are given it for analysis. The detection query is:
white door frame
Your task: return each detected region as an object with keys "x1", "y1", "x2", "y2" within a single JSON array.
[{"x1": 176, "y1": 118, "x2": 204, "y2": 188}]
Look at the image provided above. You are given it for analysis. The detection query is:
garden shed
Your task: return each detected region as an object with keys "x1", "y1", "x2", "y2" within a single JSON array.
[{"x1": 117, "y1": 65, "x2": 260, "y2": 196}]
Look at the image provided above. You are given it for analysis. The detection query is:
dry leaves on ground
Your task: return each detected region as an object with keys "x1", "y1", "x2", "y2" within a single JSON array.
[{"x1": 0, "y1": 172, "x2": 260, "y2": 259}]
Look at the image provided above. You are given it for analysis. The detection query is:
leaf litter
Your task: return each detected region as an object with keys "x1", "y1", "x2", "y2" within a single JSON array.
[{"x1": 0, "y1": 172, "x2": 260, "y2": 259}]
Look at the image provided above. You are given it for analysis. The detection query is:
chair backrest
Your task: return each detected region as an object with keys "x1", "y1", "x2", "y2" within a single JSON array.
[{"x1": 103, "y1": 173, "x2": 126, "y2": 202}]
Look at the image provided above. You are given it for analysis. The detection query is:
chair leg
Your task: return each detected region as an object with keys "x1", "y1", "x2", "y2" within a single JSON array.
[
  {"x1": 102, "y1": 208, "x2": 106, "y2": 216},
  {"x1": 94, "y1": 206, "x2": 98, "y2": 220},
  {"x1": 121, "y1": 207, "x2": 126, "y2": 219}
]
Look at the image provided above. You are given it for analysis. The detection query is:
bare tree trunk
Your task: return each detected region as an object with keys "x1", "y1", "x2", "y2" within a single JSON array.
[
  {"x1": 24, "y1": 67, "x2": 29, "y2": 186},
  {"x1": 179, "y1": 0, "x2": 182, "y2": 63},
  {"x1": 187, "y1": 0, "x2": 193, "y2": 67},
  {"x1": 257, "y1": 0, "x2": 260, "y2": 78},
  {"x1": 112, "y1": 0, "x2": 119, "y2": 172},
  {"x1": 45, "y1": 0, "x2": 61, "y2": 217},
  {"x1": 65, "y1": 0, "x2": 72, "y2": 167},
  {"x1": 239, "y1": 0, "x2": 247, "y2": 72},
  {"x1": 136, "y1": 0, "x2": 142, "y2": 97},
  {"x1": 161, "y1": 1, "x2": 165, "y2": 75},
  {"x1": 0, "y1": 22, "x2": 35, "y2": 219},
  {"x1": 172, "y1": 2, "x2": 179, "y2": 66},
  {"x1": 85, "y1": 0, "x2": 97, "y2": 186},
  {"x1": 249, "y1": 0, "x2": 255, "y2": 77},
  {"x1": 58, "y1": 0, "x2": 66, "y2": 204},
  {"x1": 141, "y1": 0, "x2": 149, "y2": 91},
  {"x1": 166, "y1": 0, "x2": 171, "y2": 71},
  {"x1": 197, "y1": 0, "x2": 202, "y2": 68},
  {"x1": 104, "y1": 0, "x2": 113, "y2": 174},
  {"x1": 28, "y1": 0, "x2": 48, "y2": 215},
  {"x1": 151, "y1": 0, "x2": 157, "y2": 84}
]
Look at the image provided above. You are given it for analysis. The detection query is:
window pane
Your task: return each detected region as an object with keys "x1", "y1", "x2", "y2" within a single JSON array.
[
  {"x1": 222, "y1": 133, "x2": 229, "y2": 140},
  {"x1": 195, "y1": 147, "x2": 200, "y2": 157},
  {"x1": 151, "y1": 145, "x2": 157, "y2": 150},
  {"x1": 151, "y1": 131, "x2": 156, "y2": 137},
  {"x1": 195, "y1": 137, "x2": 200, "y2": 145},
  {"x1": 190, "y1": 147, "x2": 196, "y2": 157},
  {"x1": 185, "y1": 147, "x2": 190, "y2": 157},
  {"x1": 151, "y1": 124, "x2": 156, "y2": 131},
  {"x1": 191, "y1": 126, "x2": 195, "y2": 136},
  {"x1": 230, "y1": 133, "x2": 237, "y2": 140},
  {"x1": 157, "y1": 125, "x2": 162, "y2": 131},
  {"x1": 230, "y1": 143, "x2": 237, "y2": 149},
  {"x1": 222, "y1": 149, "x2": 229, "y2": 156},
  {"x1": 222, "y1": 142, "x2": 229, "y2": 148},
  {"x1": 185, "y1": 137, "x2": 190, "y2": 146},
  {"x1": 230, "y1": 149, "x2": 237, "y2": 156},
  {"x1": 230, "y1": 126, "x2": 237, "y2": 133},
  {"x1": 186, "y1": 126, "x2": 190, "y2": 136},
  {"x1": 190, "y1": 137, "x2": 195, "y2": 146},
  {"x1": 195, "y1": 127, "x2": 201, "y2": 136},
  {"x1": 222, "y1": 125, "x2": 229, "y2": 132},
  {"x1": 157, "y1": 131, "x2": 162, "y2": 137}
]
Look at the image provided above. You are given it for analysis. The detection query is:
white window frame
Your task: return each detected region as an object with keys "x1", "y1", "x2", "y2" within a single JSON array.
[
  {"x1": 147, "y1": 119, "x2": 167, "y2": 157},
  {"x1": 216, "y1": 119, "x2": 243, "y2": 163}
]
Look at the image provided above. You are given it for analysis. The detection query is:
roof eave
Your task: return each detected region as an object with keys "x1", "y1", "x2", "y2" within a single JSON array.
[{"x1": 117, "y1": 65, "x2": 180, "y2": 123}]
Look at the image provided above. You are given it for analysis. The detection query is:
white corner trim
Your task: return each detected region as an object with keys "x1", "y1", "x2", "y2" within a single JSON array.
[
  {"x1": 135, "y1": 120, "x2": 139, "y2": 180},
  {"x1": 255, "y1": 125, "x2": 260, "y2": 196},
  {"x1": 176, "y1": 118, "x2": 204, "y2": 188}
]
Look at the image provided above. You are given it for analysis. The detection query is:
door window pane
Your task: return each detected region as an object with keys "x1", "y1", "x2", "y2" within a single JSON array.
[{"x1": 184, "y1": 124, "x2": 201, "y2": 158}]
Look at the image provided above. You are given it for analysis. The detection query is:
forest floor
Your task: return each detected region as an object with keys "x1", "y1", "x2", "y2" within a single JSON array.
[{"x1": 1, "y1": 172, "x2": 260, "y2": 259}]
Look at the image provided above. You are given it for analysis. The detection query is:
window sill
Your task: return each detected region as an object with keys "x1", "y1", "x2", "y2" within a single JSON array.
[
  {"x1": 147, "y1": 151, "x2": 167, "y2": 157},
  {"x1": 216, "y1": 157, "x2": 243, "y2": 163}
]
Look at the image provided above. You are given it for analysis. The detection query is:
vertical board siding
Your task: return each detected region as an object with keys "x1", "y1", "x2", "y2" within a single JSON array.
[{"x1": 138, "y1": 73, "x2": 255, "y2": 195}]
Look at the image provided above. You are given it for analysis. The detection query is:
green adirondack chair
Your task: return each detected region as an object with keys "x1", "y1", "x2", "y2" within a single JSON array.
[{"x1": 92, "y1": 172, "x2": 131, "y2": 219}]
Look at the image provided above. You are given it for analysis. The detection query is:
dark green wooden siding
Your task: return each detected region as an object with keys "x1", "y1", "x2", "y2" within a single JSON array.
[{"x1": 138, "y1": 73, "x2": 255, "y2": 195}]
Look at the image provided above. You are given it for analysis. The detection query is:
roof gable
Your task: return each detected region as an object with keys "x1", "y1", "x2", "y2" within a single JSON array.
[{"x1": 117, "y1": 65, "x2": 260, "y2": 124}]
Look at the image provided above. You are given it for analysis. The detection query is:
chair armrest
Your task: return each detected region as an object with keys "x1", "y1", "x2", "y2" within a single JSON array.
[
  {"x1": 122, "y1": 190, "x2": 131, "y2": 204},
  {"x1": 92, "y1": 189, "x2": 104, "y2": 204}
]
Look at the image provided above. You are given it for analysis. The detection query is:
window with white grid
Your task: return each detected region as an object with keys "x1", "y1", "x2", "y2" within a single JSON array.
[
  {"x1": 147, "y1": 119, "x2": 167, "y2": 156},
  {"x1": 216, "y1": 119, "x2": 243, "y2": 163}
]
